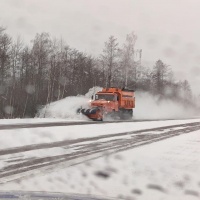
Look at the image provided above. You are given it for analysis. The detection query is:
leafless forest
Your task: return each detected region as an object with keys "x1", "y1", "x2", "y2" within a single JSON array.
[{"x1": 0, "y1": 27, "x2": 193, "y2": 118}]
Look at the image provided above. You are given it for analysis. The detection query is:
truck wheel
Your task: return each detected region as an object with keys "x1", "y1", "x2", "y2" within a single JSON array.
[
  {"x1": 128, "y1": 109, "x2": 133, "y2": 120},
  {"x1": 103, "y1": 110, "x2": 117, "y2": 121},
  {"x1": 120, "y1": 109, "x2": 133, "y2": 120},
  {"x1": 109, "y1": 110, "x2": 117, "y2": 120}
]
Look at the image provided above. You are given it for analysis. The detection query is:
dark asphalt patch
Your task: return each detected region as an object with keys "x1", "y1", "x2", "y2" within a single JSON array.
[{"x1": 95, "y1": 171, "x2": 110, "y2": 179}]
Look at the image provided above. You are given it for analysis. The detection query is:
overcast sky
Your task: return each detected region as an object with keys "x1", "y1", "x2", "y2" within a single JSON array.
[{"x1": 1, "y1": 0, "x2": 200, "y2": 94}]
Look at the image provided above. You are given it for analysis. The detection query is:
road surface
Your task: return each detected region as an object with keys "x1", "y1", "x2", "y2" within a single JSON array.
[
  {"x1": 0, "y1": 118, "x2": 197, "y2": 130},
  {"x1": 0, "y1": 120, "x2": 200, "y2": 183}
]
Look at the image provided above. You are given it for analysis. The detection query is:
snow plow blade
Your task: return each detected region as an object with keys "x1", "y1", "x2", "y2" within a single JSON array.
[{"x1": 77, "y1": 107, "x2": 103, "y2": 121}]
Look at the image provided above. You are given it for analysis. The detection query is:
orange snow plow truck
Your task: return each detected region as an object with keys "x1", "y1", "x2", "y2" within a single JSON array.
[{"x1": 79, "y1": 87, "x2": 135, "y2": 121}]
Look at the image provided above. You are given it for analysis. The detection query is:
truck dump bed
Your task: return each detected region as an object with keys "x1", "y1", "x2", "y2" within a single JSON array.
[{"x1": 100, "y1": 87, "x2": 135, "y2": 109}]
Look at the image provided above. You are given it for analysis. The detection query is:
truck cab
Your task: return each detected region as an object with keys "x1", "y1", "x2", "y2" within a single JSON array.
[{"x1": 91, "y1": 92, "x2": 119, "y2": 112}]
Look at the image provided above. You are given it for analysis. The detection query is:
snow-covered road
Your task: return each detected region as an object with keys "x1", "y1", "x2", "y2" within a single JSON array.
[
  {"x1": 0, "y1": 118, "x2": 197, "y2": 130},
  {"x1": 0, "y1": 118, "x2": 200, "y2": 187}
]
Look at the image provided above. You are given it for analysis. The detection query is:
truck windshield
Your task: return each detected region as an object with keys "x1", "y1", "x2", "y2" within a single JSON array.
[{"x1": 95, "y1": 94, "x2": 114, "y2": 101}]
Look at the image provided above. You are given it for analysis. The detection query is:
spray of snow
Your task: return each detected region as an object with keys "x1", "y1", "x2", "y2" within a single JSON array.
[
  {"x1": 37, "y1": 87, "x2": 196, "y2": 120},
  {"x1": 134, "y1": 92, "x2": 196, "y2": 119},
  {"x1": 84, "y1": 86, "x2": 102, "y2": 99},
  {"x1": 37, "y1": 87, "x2": 102, "y2": 120}
]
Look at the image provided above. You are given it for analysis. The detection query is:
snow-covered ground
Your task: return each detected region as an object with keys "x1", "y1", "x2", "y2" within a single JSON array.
[
  {"x1": 0, "y1": 119, "x2": 200, "y2": 200},
  {"x1": 0, "y1": 124, "x2": 200, "y2": 199},
  {"x1": 0, "y1": 118, "x2": 74, "y2": 125},
  {"x1": 0, "y1": 119, "x2": 200, "y2": 149}
]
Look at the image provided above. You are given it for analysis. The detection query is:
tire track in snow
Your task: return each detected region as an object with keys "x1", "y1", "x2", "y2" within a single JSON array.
[
  {"x1": 0, "y1": 121, "x2": 199, "y2": 156},
  {"x1": 0, "y1": 121, "x2": 200, "y2": 183}
]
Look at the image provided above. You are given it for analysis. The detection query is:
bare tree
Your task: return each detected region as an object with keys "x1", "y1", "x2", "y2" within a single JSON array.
[
  {"x1": 181, "y1": 80, "x2": 192, "y2": 100},
  {"x1": 151, "y1": 60, "x2": 171, "y2": 94},
  {"x1": 10, "y1": 36, "x2": 23, "y2": 81},
  {"x1": 0, "y1": 28, "x2": 11, "y2": 85},
  {"x1": 120, "y1": 32, "x2": 137, "y2": 87},
  {"x1": 31, "y1": 32, "x2": 51, "y2": 103},
  {"x1": 101, "y1": 36, "x2": 119, "y2": 87}
]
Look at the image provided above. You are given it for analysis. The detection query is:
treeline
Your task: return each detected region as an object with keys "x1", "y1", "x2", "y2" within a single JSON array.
[{"x1": 0, "y1": 27, "x2": 193, "y2": 118}]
